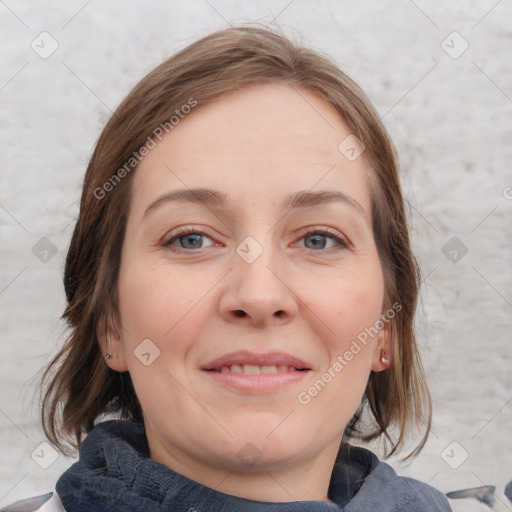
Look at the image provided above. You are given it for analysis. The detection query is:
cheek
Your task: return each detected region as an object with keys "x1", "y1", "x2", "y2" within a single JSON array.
[
  {"x1": 117, "y1": 261, "x2": 209, "y2": 342},
  {"x1": 305, "y1": 263, "x2": 384, "y2": 349},
  {"x1": 115, "y1": 258, "x2": 225, "y2": 405},
  {"x1": 299, "y1": 265, "x2": 384, "y2": 403},
  {"x1": 115, "y1": 263, "x2": 209, "y2": 409}
]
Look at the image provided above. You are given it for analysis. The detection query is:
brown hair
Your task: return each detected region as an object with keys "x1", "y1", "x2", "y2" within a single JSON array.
[{"x1": 41, "y1": 25, "x2": 431, "y2": 457}]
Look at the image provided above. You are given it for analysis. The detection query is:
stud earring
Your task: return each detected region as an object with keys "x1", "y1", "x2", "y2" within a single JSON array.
[
  {"x1": 380, "y1": 348, "x2": 389, "y2": 367},
  {"x1": 105, "y1": 352, "x2": 112, "y2": 360}
]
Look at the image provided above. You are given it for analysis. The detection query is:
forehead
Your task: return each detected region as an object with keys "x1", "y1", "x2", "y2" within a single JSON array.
[{"x1": 131, "y1": 83, "x2": 371, "y2": 215}]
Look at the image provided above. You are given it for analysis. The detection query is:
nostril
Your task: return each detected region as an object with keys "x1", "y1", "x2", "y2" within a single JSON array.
[
  {"x1": 274, "y1": 310, "x2": 285, "y2": 317},
  {"x1": 235, "y1": 310, "x2": 246, "y2": 317}
]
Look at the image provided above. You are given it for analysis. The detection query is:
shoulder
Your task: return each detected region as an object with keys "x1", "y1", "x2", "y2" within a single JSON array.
[
  {"x1": 391, "y1": 474, "x2": 453, "y2": 511},
  {"x1": 0, "y1": 492, "x2": 65, "y2": 512},
  {"x1": 367, "y1": 456, "x2": 452, "y2": 511},
  {"x1": 335, "y1": 445, "x2": 452, "y2": 511}
]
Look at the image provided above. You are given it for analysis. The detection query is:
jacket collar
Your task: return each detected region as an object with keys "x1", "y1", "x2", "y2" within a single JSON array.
[{"x1": 56, "y1": 420, "x2": 450, "y2": 512}]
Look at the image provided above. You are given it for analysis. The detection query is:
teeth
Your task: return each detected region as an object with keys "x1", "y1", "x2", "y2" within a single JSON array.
[
  {"x1": 214, "y1": 365, "x2": 301, "y2": 374},
  {"x1": 243, "y1": 364, "x2": 260, "y2": 375}
]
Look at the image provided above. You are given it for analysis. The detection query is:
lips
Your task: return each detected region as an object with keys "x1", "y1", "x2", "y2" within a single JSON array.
[
  {"x1": 201, "y1": 351, "x2": 311, "y2": 373},
  {"x1": 201, "y1": 351, "x2": 311, "y2": 392},
  {"x1": 213, "y1": 364, "x2": 301, "y2": 375},
  {"x1": 201, "y1": 351, "x2": 312, "y2": 393}
]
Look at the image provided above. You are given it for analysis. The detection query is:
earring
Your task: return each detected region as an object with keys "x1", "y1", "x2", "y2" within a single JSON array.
[
  {"x1": 105, "y1": 352, "x2": 112, "y2": 360},
  {"x1": 380, "y1": 348, "x2": 389, "y2": 367}
]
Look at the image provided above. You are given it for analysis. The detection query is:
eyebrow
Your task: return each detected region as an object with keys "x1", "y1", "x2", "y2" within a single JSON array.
[
  {"x1": 143, "y1": 187, "x2": 368, "y2": 222},
  {"x1": 143, "y1": 188, "x2": 228, "y2": 219},
  {"x1": 282, "y1": 190, "x2": 367, "y2": 221}
]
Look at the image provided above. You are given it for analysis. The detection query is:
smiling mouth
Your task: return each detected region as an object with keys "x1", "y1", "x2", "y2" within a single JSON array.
[
  {"x1": 201, "y1": 350, "x2": 312, "y2": 373},
  {"x1": 200, "y1": 351, "x2": 311, "y2": 392},
  {"x1": 207, "y1": 364, "x2": 308, "y2": 375}
]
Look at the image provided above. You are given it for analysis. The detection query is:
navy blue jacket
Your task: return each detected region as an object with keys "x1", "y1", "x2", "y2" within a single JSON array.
[{"x1": 4, "y1": 420, "x2": 453, "y2": 511}]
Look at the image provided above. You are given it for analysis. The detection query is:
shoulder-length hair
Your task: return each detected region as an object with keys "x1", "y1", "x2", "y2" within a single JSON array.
[{"x1": 41, "y1": 25, "x2": 431, "y2": 458}]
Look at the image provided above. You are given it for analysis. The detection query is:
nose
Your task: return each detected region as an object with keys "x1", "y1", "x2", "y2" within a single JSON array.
[{"x1": 218, "y1": 241, "x2": 298, "y2": 328}]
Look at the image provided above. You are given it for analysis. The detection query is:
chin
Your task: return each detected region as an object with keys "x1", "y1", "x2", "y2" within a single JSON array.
[
  {"x1": 223, "y1": 444, "x2": 308, "y2": 473},
  {"x1": 217, "y1": 426, "x2": 319, "y2": 471}
]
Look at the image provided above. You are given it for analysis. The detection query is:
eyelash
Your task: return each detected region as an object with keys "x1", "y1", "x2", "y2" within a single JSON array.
[
  {"x1": 296, "y1": 227, "x2": 349, "y2": 251},
  {"x1": 162, "y1": 226, "x2": 349, "y2": 252},
  {"x1": 162, "y1": 227, "x2": 216, "y2": 251}
]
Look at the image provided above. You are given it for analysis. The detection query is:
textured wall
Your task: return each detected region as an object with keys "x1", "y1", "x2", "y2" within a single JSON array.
[{"x1": 1, "y1": 1, "x2": 511, "y2": 509}]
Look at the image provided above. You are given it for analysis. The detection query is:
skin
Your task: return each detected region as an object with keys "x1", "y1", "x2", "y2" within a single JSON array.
[{"x1": 99, "y1": 83, "x2": 391, "y2": 503}]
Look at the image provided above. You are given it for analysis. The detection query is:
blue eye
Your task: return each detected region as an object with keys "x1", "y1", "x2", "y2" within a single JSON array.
[
  {"x1": 304, "y1": 233, "x2": 328, "y2": 249},
  {"x1": 300, "y1": 229, "x2": 348, "y2": 251},
  {"x1": 164, "y1": 230, "x2": 215, "y2": 250},
  {"x1": 162, "y1": 227, "x2": 347, "y2": 253},
  {"x1": 178, "y1": 233, "x2": 204, "y2": 249}
]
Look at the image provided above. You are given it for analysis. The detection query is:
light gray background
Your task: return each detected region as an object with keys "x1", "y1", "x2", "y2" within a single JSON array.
[{"x1": 1, "y1": 1, "x2": 511, "y2": 510}]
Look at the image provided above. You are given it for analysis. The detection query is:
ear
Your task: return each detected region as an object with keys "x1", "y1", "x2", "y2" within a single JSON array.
[
  {"x1": 370, "y1": 320, "x2": 392, "y2": 372},
  {"x1": 97, "y1": 314, "x2": 129, "y2": 372}
]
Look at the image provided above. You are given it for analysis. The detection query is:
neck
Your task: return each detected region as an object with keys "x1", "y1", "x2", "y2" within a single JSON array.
[{"x1": 148, "y1": 432, "x2": 341, "y2": 503}]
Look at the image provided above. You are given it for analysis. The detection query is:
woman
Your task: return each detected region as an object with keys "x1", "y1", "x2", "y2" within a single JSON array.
[{"x1": 4, "y1": 26, "x2": 451, "y2": 511}]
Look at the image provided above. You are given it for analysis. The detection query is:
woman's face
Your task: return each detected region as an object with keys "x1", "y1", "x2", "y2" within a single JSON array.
[{"x1": 104, "y1": 83, "x2": 389, "y2": 487}]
